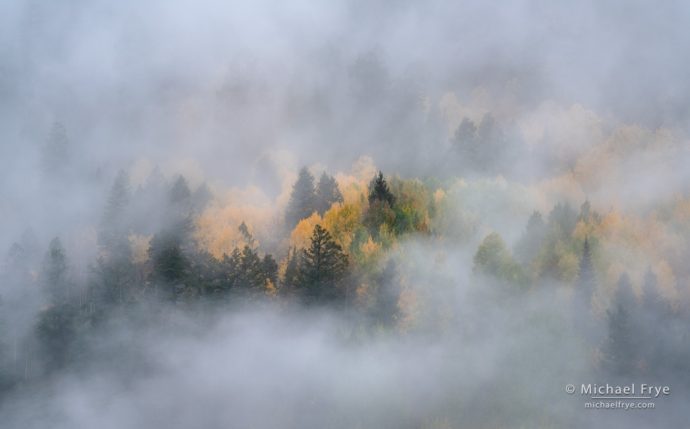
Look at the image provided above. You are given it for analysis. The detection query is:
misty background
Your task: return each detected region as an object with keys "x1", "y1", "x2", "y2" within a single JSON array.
[{"x1": 1, "y1": 1, "x2": 690, "y2": 428}]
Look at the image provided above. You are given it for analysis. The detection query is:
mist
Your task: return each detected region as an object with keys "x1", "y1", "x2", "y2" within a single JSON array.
[{"x1": 1, "y1": 1, "x2": 690, "y2": 428}]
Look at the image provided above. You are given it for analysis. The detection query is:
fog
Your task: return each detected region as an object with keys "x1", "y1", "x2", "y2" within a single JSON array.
[{"x1": 1, "y1": 1, "x2": 690, "y2": 428}]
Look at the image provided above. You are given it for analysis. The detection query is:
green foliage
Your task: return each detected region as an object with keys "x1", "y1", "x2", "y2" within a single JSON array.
[
  {"x1": 150, "y1": 231, "x2": 188, "y2": 293},
  {"x1": 473, "y1": 233, "x2": 526, "y2": 287},
  {"x1": 368, "y1": 171, "x2": 395, "y2": 207},
  {"x1": 298, "y1": 225, "x2": 349, "y2": 304}
]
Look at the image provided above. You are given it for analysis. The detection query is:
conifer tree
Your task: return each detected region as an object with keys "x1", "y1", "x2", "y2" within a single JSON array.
[
  {"x1": 298, "y1": 225, "x2": 348, "y2": 303},
  {"x1": 575, "y1": 237, "x2": 596, "y2": 311},
  {"x1": 368, "y1": 171, "x2": 395, "y2": 207},
  {"x1": 315, "y1": 172, "x2": 343, "y2": 215},
  {"x1": 602, "y1": 273, "x2": 638, "y2": 375},
  {"x1": 285, "y1": 167, "x2": 317, "y2": 228},
  {"x1": 42, "y1": 238, "x2": 70, "y2": 304}
]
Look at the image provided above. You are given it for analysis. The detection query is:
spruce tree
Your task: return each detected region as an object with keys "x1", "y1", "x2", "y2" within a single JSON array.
[
  {"x1": 368, "y1": 171, "x2": 395, "y2": 207},
  {"x1": 602, "y1": 273, "x2": 638, "y2": 375},
  {"x1": 514, "y1": 211, "x2": 546, "y2": 266},
  {"x1": 575, "y1": 237, "x2": 596, "y2": 311},
  {"x1": 315, "y1": 173, "x2": 343, "y2": 215},
  {"x1": 298, "y1": 225, "x2": 348, "y2": 304},
  {"x1": 42, "y1": 238, "x2": 69, "y2": 305},
  {"x1": 285, "y1": 167, "x2": 317, "y2": 228}
]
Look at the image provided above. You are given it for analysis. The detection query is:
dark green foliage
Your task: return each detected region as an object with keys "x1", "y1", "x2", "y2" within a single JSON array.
[
  {"x1": 282, "y1": 247, "x2": 301, "y2": 294},
  {"x1": 364, "y1": 171, "x2": 397, "y2": 236},
  {"x1": 149, "y1": 231, "x2": 188, "y2": 298},
  {"x1": 262, "y1": 254, "x2": 279, "y2": 287},
  {"x1": 315, "y1": 172, "x2": 343, "y2": 215},
  {"x1": 298, "y1": 225, "x2": 349, "y2": 304},
  {"x1": 368, "y1": 171, "x2": 395, "y2": 207},
  {"x1": 285, "y1": 167, "x2": 317, "y2": 228}
]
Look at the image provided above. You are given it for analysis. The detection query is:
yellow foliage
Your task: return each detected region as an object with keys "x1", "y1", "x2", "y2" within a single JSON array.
[
  {"x1": 322, "y1": 202, "x2": 362, "y2": 251},
  {"x1": 290, "y1": 212, "x2": 323, "y2": 249},
  {"x1": 128, "y1": 234, "x2": 152, "y2": 265},
  {"x1": 265, "y1": 279, "x2": 278, "y2": 297},
  {"x1": 195, "y1": 201, "x2": 270, "y2": 259}
]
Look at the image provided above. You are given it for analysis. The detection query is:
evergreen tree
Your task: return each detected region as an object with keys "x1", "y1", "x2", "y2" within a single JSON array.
[
  {"x1": 282, "y1": 247, "x2": 301, "y2": 295},
  {"x1": 315, "y1": 172, "x2": 343, "y2": 215},
  {"x1": 602, "y1": 273, "x2": 639, "y2": 375},
  {"x1": 262, "y1": 254, "x2": 279, "y2": 287},
  {"x1": 368, "y1": 171, "x2": 395, "y2": 207},
  {"x1": 99, "y1": 170, "x2": 131, "y2": 248},
  {"x1": 42, "y1": 238, "x2": 70, "y2": 304},
  {"x1": 575, "y1": 237, "x2": 596, "y2": 311},
  {"x1": 514, "y1": 211, "x2": 546, "y2": 266},
  {"x1": 298, "y1": 225, "x2": 348, "y2": 304},
  {"x1": 285, "y1": 167, "x2": 317, "y2": 228},
  {"x1": 149, "y1": 231, "x2": 188, "y2": 298}
]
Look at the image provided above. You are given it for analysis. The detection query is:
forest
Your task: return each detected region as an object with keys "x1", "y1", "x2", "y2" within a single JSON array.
[{"x1": 2, "y1": 1, "x2": 690, "y2": 428}]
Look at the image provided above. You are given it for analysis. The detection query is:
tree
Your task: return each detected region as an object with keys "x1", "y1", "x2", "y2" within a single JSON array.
[
  {"x1": 298, "y1": 225, "x2": 349, "y2": 304},
  {"x1": 514, "y1": 211, "x2": 546, "y2": 266},
  {"x1": 42, "y1": 238, "x2": 69, "y2": 305},
  {"x1": 602, "y1": 273, "x2": 638, "y2": 375},
  {"x1": 574, "y1": 237, "x2": 596, "y2": 311},
  {"x1": 99, "y1": 170, "x2": 131, "y2": 251},
  {"x1": 282, "y1": 247, "x2": 301, "y2": 295},
  {"x1": 315, "y1": 173, "x2": 343, "y2": 215},
  {"x1": 473, "y1": 233, "x2": 525, "y2": 286},
  {"x1": 149, "y1": 231, "x2": 188, "y2": 299},
  {"x1": 285, "y1": 167, "x2": 317, "y2": 228},
  {"x1": 368, "y1": 171, "x2": 395, "y2": 207}
]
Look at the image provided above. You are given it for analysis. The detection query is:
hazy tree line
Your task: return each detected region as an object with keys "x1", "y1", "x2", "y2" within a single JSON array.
[{"x1": 1, "y1": 164, "x2": 689, "y2": 394}]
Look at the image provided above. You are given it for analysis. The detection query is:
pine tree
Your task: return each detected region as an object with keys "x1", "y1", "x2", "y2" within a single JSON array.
[
  {"x1": 575, "y1": 237, "x2": 596, "y2": 311},
  {"x1": 262, "y1": 254, "x2": 278, "y2": 287},
  {"x1": 149, "y1": 231, "x2": 188, "y2": 299},
  {"x1": 282, "y1": 247, "x2": 300, "y2": 295},
  {"x1": 285, "y1": 167, "x2": 317, "y2": 228},
  {"x1": 602, "y1": 273, "x2": 639, "y2": 375},
  {"x1": 98, "y1": 170, "x2": 131, "y2": 252},
  {"x1": 315, "y1": 172, "x2": 343, "y2": 215},
  {"x1": 514, "y1": 211, "x2": 546, "y2": 266},
  {"x1": 42, "y1": 238, "x2": 69, "y2": 305},
  {"x1": 298, "y1": 225, "x2": 348, "y2": 304},
  {"x1": 368, "y1": 171, "x2": 395, "y2": 207}
]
